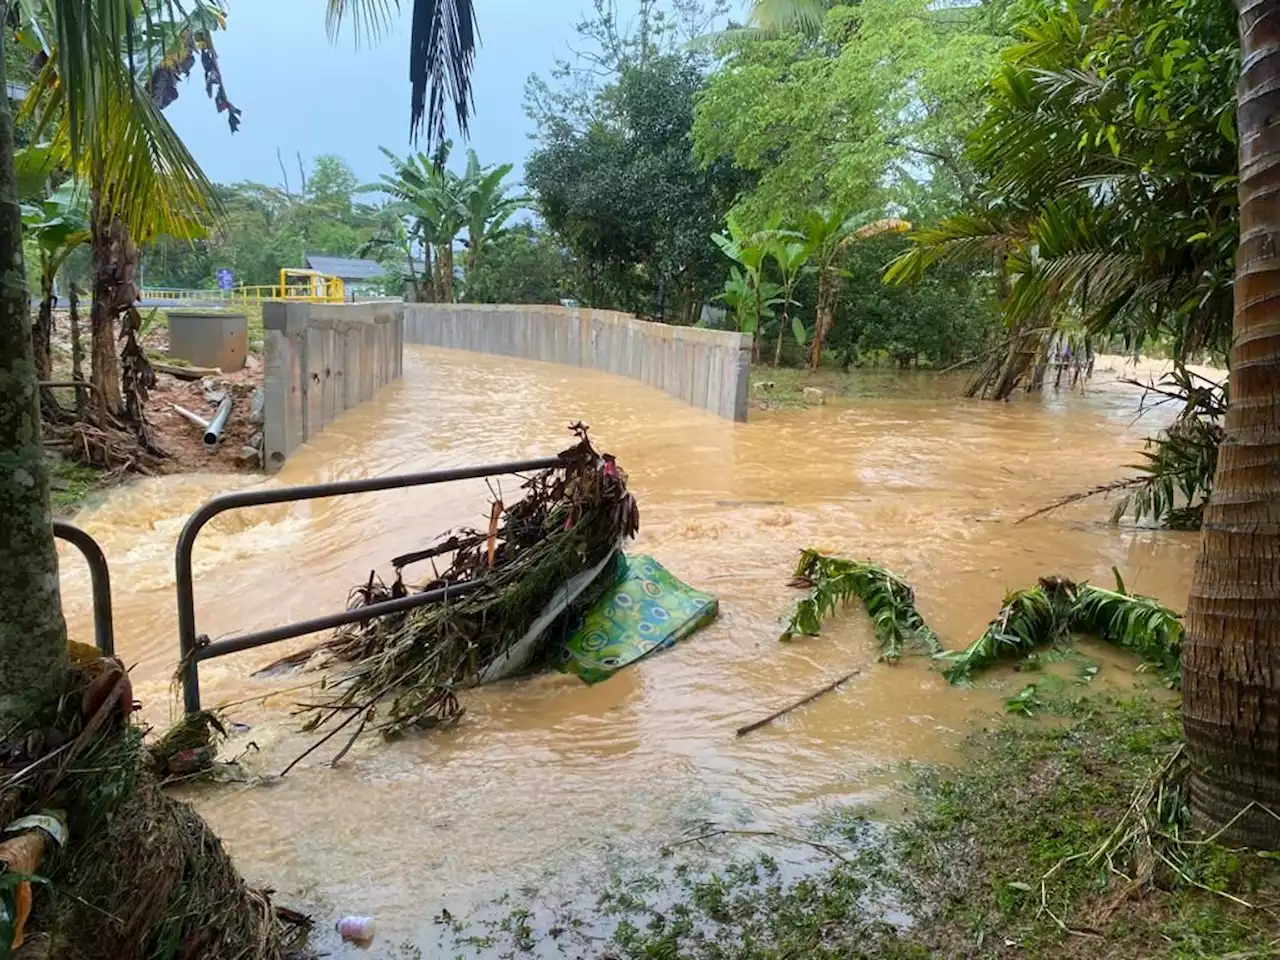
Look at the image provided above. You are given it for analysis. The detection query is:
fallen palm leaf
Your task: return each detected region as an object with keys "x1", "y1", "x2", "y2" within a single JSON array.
[
  {"x1": 783, "y1": 552, "x2": 1183, "y2": 686},
  {"x1": 781, "y1": 550, "x2": 942, "y2": 661}
]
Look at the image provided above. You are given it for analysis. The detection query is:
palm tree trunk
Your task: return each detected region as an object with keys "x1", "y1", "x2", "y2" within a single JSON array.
[
  {"x1": 89, "y1": 194, "x2": 126, "y2": 417},
  {"x1": 33, "y1": 260, "x2": 54, "y2": 381},
  {"x1": 0, "y1": 8, "x2": 69, "y2": 723},
  {"x1": 1182, "y1": 0, "x2": 1280, "y2": 847}
]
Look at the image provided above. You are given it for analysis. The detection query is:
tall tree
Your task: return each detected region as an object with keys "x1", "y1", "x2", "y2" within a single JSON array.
[
  {"x1": 1181, "y1": 0, "x2": 1280, "y2": 845},
  {"x1": 0, "y1": 1, "x2": 67, "y2": 724}
]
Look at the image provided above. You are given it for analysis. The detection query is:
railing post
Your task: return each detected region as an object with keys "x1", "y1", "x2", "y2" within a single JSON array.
[{"x1": 52, "y1": 521, "x2": 115, "y2": 657}]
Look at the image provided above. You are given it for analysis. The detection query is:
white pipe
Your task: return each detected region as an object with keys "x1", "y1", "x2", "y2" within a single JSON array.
[{"x1": 172, "y1": 404, "x2": 210, "y2": 430}]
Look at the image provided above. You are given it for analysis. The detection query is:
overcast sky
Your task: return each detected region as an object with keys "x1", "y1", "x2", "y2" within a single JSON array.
[{"x1": 165, "y1": 0, "x2": 596, "y2": 189}]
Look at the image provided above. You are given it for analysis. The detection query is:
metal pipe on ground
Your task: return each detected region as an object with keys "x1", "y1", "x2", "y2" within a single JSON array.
[
  {"x1": 172, "y1": 404, "x2": 210, "y2": 430},
  {"x1": 203, "y1": 395, "x2": 233, "y2": 448}
]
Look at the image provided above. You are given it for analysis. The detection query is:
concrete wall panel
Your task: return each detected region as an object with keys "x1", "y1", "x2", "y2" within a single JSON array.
[
  {"x1": 400, "y1": 305, "x2": 752, "y2": 422},
  {"x1": 262, "y1": 302, "x2": 405, "y2": 472}
]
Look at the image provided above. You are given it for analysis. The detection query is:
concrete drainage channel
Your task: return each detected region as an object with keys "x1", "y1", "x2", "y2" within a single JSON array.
[{"x1": 258, "y1": 301, "x2": 753, "y2": 471}]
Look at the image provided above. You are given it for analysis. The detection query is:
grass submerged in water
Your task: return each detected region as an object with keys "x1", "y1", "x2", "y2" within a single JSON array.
[{"x1": 425, "y1": 695, "x2": 1280, "y2": 960}]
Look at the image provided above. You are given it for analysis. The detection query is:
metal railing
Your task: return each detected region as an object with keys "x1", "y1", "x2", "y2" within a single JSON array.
[
  {"x1": 175, "y1": 455, "x2": 566, "y2": 713},
  {"x1": 139, "y1": 284, "x2": 347, "y2": 305},
  {"x1": 53, "y1": 521, "x2": 114, "y2": 657}
]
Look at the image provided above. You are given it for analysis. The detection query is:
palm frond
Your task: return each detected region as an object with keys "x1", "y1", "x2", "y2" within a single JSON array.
[
  {"x1": 782, "y1": 553, "x2": 1185, "y2": 688},
  {"x1": 329, "y1": 0, "x2": 477, "y2": 146},
  {"x1": 747, "y1": 0, "x2": 828, "y2": 37},
  {"x1": 1072, "y1": 583, "x2": 1182, "y2": 685},
  {"x1": 938, "y1": 579, "x2": 1076, "y2": 684},
  {"x1": 781, "y1": 550, "x2": 942, "y2": 661},
  {"x1": 883, "y1": 213, "x2": 1009, "y2": 284}
]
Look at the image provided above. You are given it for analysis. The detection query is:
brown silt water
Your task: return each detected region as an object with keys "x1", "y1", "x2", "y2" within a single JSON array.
[{"x1": 52, "y1": 347, "x2": 1199, "y2": 950}]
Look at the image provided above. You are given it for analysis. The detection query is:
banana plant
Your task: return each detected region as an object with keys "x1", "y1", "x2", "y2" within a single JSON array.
[
  {"x1": 713, "y1": 266, "x2": 784, "y2": 335},
  {"x1": 768, "y1": 235, "x2": 815, "y2": 366},
  {"x1": 22, "y1": 177, "x2": 90, "y2": 380},
  {"x1": 712, "y1": 212, "x2": 785, "y2": 359},
  {"x1": 460, "y1": 149, "x2": 527, "y2": 278}
]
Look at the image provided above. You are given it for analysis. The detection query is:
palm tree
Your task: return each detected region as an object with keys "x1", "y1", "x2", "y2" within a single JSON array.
[
  {"x1": 327, "y1": 0, "x2": 478, "y2": 146},
  {"x1": 1180, "y1": 0, "x2": 1280, "y2": 847},
  {"x1": 18, "y1": 2, "x2": 222, "y2": 417}
]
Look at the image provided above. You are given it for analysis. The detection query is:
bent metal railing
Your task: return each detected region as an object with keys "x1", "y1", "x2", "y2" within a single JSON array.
[
  {"x1": 175, "y1": 456, "x2": 566, "y2": 714},
  {"x1": 53, "y1": 520, "x2": 115, "y2": 657}
]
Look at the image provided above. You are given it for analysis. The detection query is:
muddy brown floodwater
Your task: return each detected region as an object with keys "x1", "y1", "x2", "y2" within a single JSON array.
[{"x1": 54, "y1": 347, "x2": 1200, "y2": 953}]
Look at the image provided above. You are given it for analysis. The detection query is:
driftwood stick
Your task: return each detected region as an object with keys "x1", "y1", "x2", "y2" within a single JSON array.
[{"x1": 735, "y1": 668, "x2": 862, "y2": 738}]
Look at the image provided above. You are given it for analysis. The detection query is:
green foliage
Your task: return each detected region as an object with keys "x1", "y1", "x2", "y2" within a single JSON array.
[
  {"x1": 692, "y1": 0, "x2": 1007, "y2": 222},
  {"x1": 461, "y1": 224, "x2": 578, "y2": 304},
  {"x1": 1073, "y1": 582, "x2": 1183, "y2": 683},
  {"x1": 887, "y1": 0, "x2": 1238, "y2": 365},
  {"x1": 785, "y1": 553, "x2": 1184, "y2": 685},
  {"x1": 526, "y1": 5, "x2": 748, "y2": 321},
  {"x1": 1117, "y1": 371, "x2": 1225, "y2": 530},
  {"x1": 21, "y1": 177, "x2": 90, "y2": 295},
  {"x1": 142, "y1": 158, "x2": 380, "y2": 288},
  {"x1": 781, "y1": 549, "x2": 943, "y2": 661},
  {"x1": 831, "y1": 232, "x2": 999, "y2": 368},
  {"x1": 940, "y1": 580, "x2": 1076, "y2": 684},
  {"x1": 1027, "y1": 368, "x2": 1226, "y2": 529}
]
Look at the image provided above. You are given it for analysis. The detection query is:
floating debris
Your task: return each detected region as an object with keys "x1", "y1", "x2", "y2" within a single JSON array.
[
  {"x1": 783, "y1": 553, "x2": 1182, "y2": 686},
  {"x1": 278, "y1": 424, "x2": 640, "y2": 766}
]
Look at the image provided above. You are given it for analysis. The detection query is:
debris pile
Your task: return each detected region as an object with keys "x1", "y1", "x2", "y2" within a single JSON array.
[
  {"x1": 0, "y1": 651, "x2": 309, "y2": 959},
  {"x1": 275, "y1": 424, "x2": 640, "y2": 761}
]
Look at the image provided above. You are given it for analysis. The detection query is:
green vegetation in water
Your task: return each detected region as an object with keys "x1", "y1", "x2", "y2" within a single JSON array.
[
  {"x1": 433, "y1": 697, "x2": 1280, "y2": 959},
  {"x1": 783, "y1": 552, "x2": 1184, "y2": 687},
  {"x1": 47, "y1": 457, "x2": 103, "y2": 516},
  {"x1": 782, "y1": 549, "x2": 943, "y2": 660}
]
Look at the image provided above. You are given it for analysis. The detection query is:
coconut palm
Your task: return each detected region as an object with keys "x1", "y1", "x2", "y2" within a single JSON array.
[
  {"x1": 1180, "y1": 0, "x2": 1280, "y2": 847},
  {"x1": 17, "y1": 1, "x2": 224, "y2": 416},
  {"x1": 327, "y1": 0, "x2": 478, "y2": 146}
]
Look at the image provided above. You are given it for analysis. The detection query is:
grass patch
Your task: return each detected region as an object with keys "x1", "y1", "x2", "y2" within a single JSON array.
[
  {"x1": 438, "y1": 695, "x2": 1280, "y2": 959},
  {"x1": 48, "y1": 456, "x2": 105, "y2": 516}
]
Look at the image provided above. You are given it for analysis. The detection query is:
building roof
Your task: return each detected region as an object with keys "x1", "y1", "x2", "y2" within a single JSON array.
[{"x1": 304, "y1": 255, "x2": 387, "y2": 281}]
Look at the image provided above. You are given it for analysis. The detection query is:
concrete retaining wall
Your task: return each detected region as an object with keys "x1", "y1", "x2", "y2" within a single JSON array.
[
  {"x1": 403, "y1": 304, "x2": 752, "y2": 421},
  {"x1": 263, "y1": 302, "x2": 404, "y2": 471}
]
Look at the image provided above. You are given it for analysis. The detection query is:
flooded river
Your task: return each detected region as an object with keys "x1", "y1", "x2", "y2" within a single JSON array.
[{"x1": 54, "y1": 347, "x2": 1199, "y2": 952}]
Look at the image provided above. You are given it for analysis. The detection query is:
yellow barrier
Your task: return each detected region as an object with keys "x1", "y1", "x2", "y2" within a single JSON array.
[{"x1": 139, "y1": 282, "x2": 346, "y2": 305}]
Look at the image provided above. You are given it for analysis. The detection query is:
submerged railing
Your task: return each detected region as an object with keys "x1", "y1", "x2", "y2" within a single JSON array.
[
  {"x1": 53, "y1": 520, "x2": 115, "y2": 657},
  {"x1": 175, "y1": 456, "x2": 565, "y2": 713}
]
